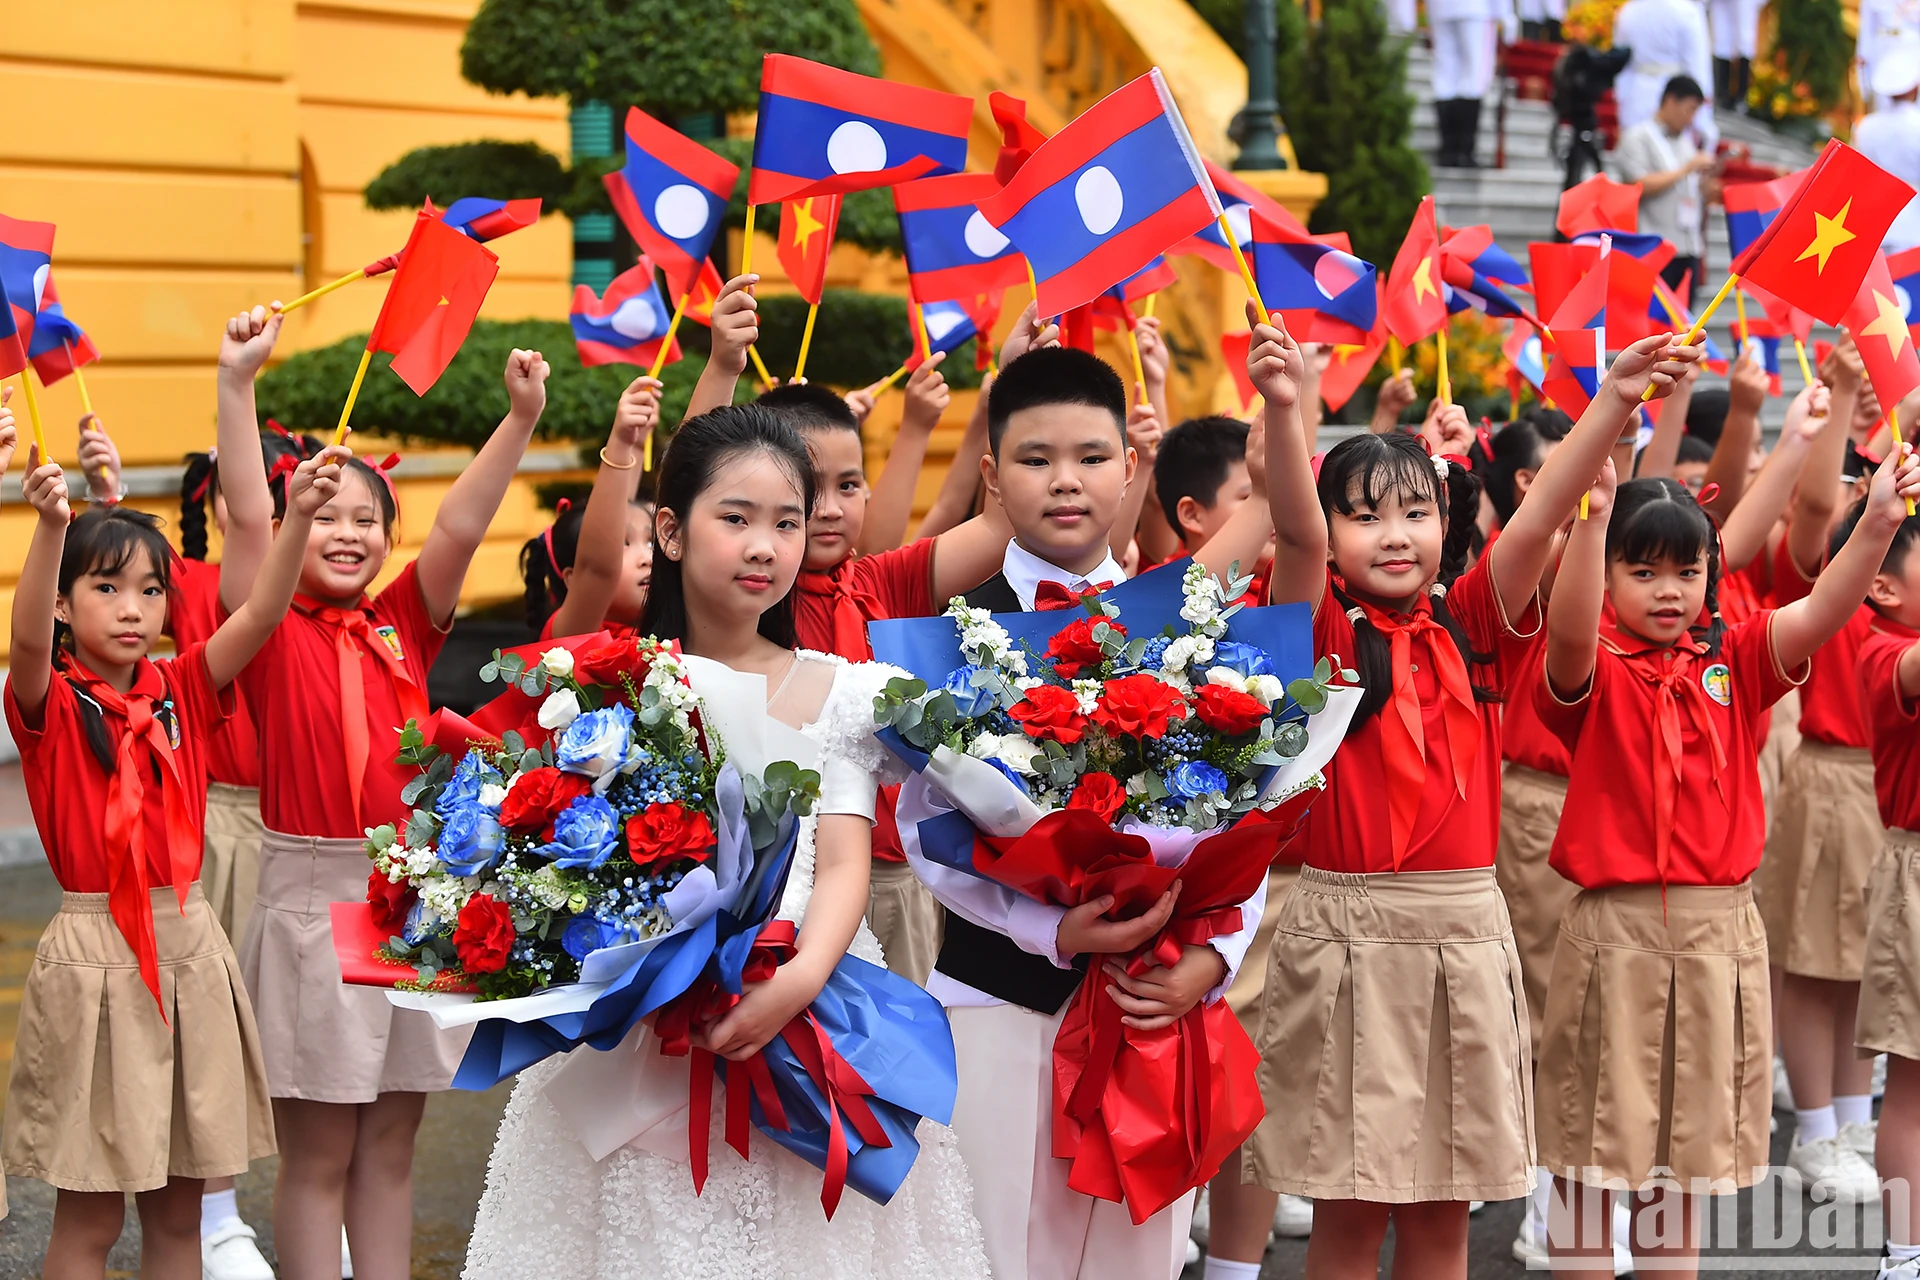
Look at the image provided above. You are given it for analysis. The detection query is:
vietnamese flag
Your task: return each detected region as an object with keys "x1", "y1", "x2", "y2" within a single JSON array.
[
  {"x1": 368, "y1": 209, "x2": 499, "y2": 395},
  {"x1": 1843, "y1": 252, "x2": 1920, "y2": 417},
  {"x1": 1383, "y1": 195, "x2": 1448, "y2": 344},
  {"x1": 1320, "y1": 311, "x2": 1389, "y2": 412},
  {"x1": 1732, "y1": 140, "x2": 1917, "y2": 326},
  {"x1": 777, "y1": 194, "x2": 842, "y2": 306},
  {"x1": 1556, "y1": 173, "x2": 1643, "y2": 238},
  {"x1": 1739, "y1": 277, "x2": 1815, "y2": 345},
  {"x1": 1529, "y1": 241, "x2": 1660, "y2": 343}
]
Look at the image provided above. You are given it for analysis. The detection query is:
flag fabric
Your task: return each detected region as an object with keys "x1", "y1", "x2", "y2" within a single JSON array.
[
  {"x1": 605, "y1": 107, "x2": 740, "y2": 301},
  {"x1": 1732, "y1": 312, "x2": 1784, "y2": 394},
  {"x1": 1557, "y1": 174, "x2": 1643, "y2": 238},
  {"x1": 1723, "y1": 170, "x2": 1806, "y2": 261},
  {"x1": 776, "y1": 194, "x2": 842, "y2": 306},
  {"x1": 1844, "y1": 251, "x2": 1920, "y2": 415},
  {"x1": 1731, "y1": 140, "x2": 1917, "y2": 325},
  {"x1": 1176, "y1": 159, "x2": 1311, "y2": 272},
  {"x1": 1739, "y1": 277, "x2": 1815, "y2": 345},
  {"x1": 0, "y1": 214, "x2": 55, "y2": 355},
  {"x1": 975, "y1": 69, "x2": 1221, "y2": 318},
  {"x1": 1888, "y1": 244, "x2": 1920, "y2": 347},
  {"x1": 1320, "y1": 319, "x2": 1389, "y2": 412},
  {"x1": 438, "y1": 197, "x2": 542, "y2": 242},
  {"x1": 570, "y1": 262, "x2": 683, "y2": 369},
  {"x1": 1504, "y1": 322, "x2": 1549, "y2": 401},
  {"x1": 1569, "y1": 228, "x2": 1676, "y2": 273},
  {"x1": 991, "y1": 91, "x2": 1051, "y2": 185},
  {"x1": 1220, "y1": 330, "x2": 1257, "y2": 410},
  {"x1": 682, "y1": 258, "x2": 727, "y2": 327},
  {"x1": 27, "y1": 272, "x2": 97, "y2": 385},
  {"x1": 0, "y1": 275, "x2": 28, "y2": 379},
  {"x1": 895, "y1": 172, "x2": 1031, "y2": 304},
  {"x1": 1649, "y1": 278, "x2": 1730, "y2": 373},
  {"x1": 1383, "y1": 196, "x2": 1449, "y2": 344},
  {"x1": 1250, "y1": 208, "x2": 1379, "y2": 344},
  {"x1": 749, "y1": 54, "x2": 972, "y2": 204},
  {"x1": 1530, "y1": 241, "x2": 1660, "y2": 344},
  {"x1": 1543, "y1": 250, "x2": 1613, "y2": 415},
  {"x1": 1094, "y1": 257, "x2": 1178, "y2": 327},
  {"x1": 1443, "y1": 225, "x2": 1530, "y2": 285},
  {"x1": 906, "y1": 298, "x2": 980, "y2": 372},
  {"x1": 368, "y1": 211, "x2": 500, "y2": 395}
]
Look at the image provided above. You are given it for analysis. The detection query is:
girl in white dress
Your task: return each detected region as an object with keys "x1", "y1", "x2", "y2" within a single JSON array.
[{"x1": 462, "y1": 404, "x2": 992, "y2": 1280}]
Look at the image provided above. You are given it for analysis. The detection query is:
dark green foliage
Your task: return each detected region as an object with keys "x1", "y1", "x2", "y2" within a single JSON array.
[
  {"x1": 1188, "y1": 0, "x2": 1307, "y2": 156},
  {"x1": 459, "y1": 0, "x2": 879, "y2": 117},
  {"x1": 1766, "y1": 0, "x2": 1849, "y2": 113},
  {"x1": 753, "y1": 291, "x2": 984, "y2": 391},
  {"x1": 364, "y1": 140, "x2": 573, "y2": 211}
]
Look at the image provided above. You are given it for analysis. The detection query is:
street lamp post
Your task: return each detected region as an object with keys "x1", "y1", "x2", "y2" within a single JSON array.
[{"x1": 1236, "y1": 0, "x2": 1288, "y2": 169}]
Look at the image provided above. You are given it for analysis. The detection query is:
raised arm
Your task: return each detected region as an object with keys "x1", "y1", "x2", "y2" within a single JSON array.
[
  {"x1": 1371, "y1": 367, "x2": 1417, "y2": 435},
  {"x1": 1721, "y1": 383, "x2": 1827, "y2": 571},
  {"x1": 1635, "y1": 360, "x2": 1696, "y2": 482},
  {"x1": 862, "y1": 354, "x2": 948, "y2": 555},
  {"x1": 412, "y1": 349, "x2": 549, "y2": 627},
  {"x1": 215, "y1": 305, "x2": 285, "y2": 612},
  {"x1": 1786, "y1": 340, "x2": 1863, "y2": 577},
  {"x1": 1109, "y1": 392, "x2": 1163, "y2": 559},
  {"x1": 1194, "y1": 407, "x2": 1273, "y2": 584},
  {"x1": 916, "y1": 374, "x2": 990, "y2": 539},
  {"x1": 1494, "y1": 332, "x2": 1701, "y2": 621},
  {"x1": 686, "y1": 273, "x2": 757, "y2": 421},
  {"x1": 204, "y1": 449, "x2": 344, "y2": 688},
  {"x1": 1543, "y1": 461, "x2": 1617, "y2": 699},
  {"x1": 547, "y1": 376, "x2": 657, "y2": 639},
  {"x1": 1774, "y1": 444, "x2": 1920, "y2": 670},
  {"x1": 10, "y1": 444, "x2": 70, "y2": 721},
  {"x1": 75, "y1": 414, "x2": 123, "y2": 506},
  {"x1": 1251, "y1": 303, "x2": 1326, "y2": 608}
]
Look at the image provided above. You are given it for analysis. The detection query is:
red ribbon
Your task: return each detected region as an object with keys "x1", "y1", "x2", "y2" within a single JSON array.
[
  {"x1": 1034, "y1": 579, "x2": 1114, "y2": 611},
  {"x1": 293, "y1": 596, "x2": 430, "y2": 827},
  {"x1": 797, "y1": 561, "x2": 887, "y2": 660}
]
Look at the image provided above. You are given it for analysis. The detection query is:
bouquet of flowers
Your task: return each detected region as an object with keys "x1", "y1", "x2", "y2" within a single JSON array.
[
  {"x1": 328, "y1": 631, "x2": 958, "y2": 1214},
  {"x1": 869, "y1": 560, "x2": 1359, "y2": 1223}
]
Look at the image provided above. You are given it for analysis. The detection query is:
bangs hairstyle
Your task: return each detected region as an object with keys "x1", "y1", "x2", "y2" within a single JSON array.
[
  {"x1": 1315, "y1": 432, "x2": 1495, "y2": 727},
  {"x1": 986, "y1": 346, "x2": 1126, "y2": 455},
  {"x1": 639, "y1": 403, "x2": 815, "y2": 650},
  {"x1": 57, "y1": 506, "x2": 175, "y2": 653},
  {"x1": 756, "y1": 383, "x2": 860, "y2": 435},
  {"x1": 272, "y1": 456, "x2": 398, "y2": 537},
  {"x1": 1606, "y1": 477, "x2": 1725, "y2": 649},
  {"x1": 1155, "y1": 416, "x2": 1248, "y2": 545}
]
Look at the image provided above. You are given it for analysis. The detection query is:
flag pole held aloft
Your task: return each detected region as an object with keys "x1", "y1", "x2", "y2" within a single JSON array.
[
  {"x1": 18, "y1": 368, "x2": 46, "y2": 457},
  {"x1": 332, "y1": 348, "x2": 374, "y2": 449},
  {"x1": 1642, "y1": 274, "x2": 1737, "y2": 401},
  {"x1": 281, "y1": 267, "x2": 369, "y2": 315},
  {"x1": 794, "y1": 302, "x2": 821, "y2": 383}
]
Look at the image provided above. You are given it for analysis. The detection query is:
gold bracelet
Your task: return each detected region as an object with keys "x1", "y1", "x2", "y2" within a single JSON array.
[{"x1": 600, "y1": 447, "x2": 638, "y2": 471}]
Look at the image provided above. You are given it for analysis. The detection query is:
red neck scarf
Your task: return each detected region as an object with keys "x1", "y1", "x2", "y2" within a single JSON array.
[
  {"x1": 294, "y1": 594, "x2": 430, "y2": 826},
  {"x1": 796, "y1": 560, "x2": 885, "y2": 660},
  {"x1": 64, "y1": 656, "x2": 200, "y2": 1013},
  {"x1": 1353, "y1": 594, "x2": 1480, "y2": 871},
  {"x1": 1601, "y1": 622, "x2": 1728, "y2": 883}
]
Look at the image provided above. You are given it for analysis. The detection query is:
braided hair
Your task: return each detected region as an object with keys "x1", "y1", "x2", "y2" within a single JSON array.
[
  {"x1": 519, "y1": 498, "x2": 584, "y2": 631},
  {"x1": 1316, "y1": 431, "x2": 1496, "y2": 728}
]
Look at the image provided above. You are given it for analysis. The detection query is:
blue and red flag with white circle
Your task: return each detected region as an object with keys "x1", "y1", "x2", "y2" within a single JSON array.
[
  {"x1": 605, "y1": 108, "x2": 740, "y2": 303},
  {"x1": 438, "y1": 197, "x2": 542, "y2": 243},
  {"x1": 749, "y1": 55, "x2": 972, "y2": 206},
  {"x1": 27, "y1": 272, "x2": 96, "y2": 385},
  {"x1": 895, "y1": 172, "x2": 1031, "y2": 306},
  {"x1": 1248, "y1": 209, "x2": 1378, "y2": 345},
  {"x1": 0, "y1": 214, "x2": 55, "y2": 359},
  {"x1": 1175, "y1": 159, "x2": 1309, "y2": 273},
  {"x1": 569, "y1": 262, "x2": 683, "y2": 369}
]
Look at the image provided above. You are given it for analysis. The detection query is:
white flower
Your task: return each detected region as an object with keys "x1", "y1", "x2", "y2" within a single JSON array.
[
  {"x1": 539, "y1": 646, "x2": 575, "y2": 678},
  {"x1": 967, "y1": 733, "x2": 1003, "y2": 759},
  {"x1": 1071, "y1": 678, "x2": 1103, "y2": 715},
  {"x1": 536, "y1": 688, "x2": 581, "y2": 731},
  {"x1": 1252, "y1": 674, "x2": 1285, "y2": 705},
  {"x1": 1014, "y1": 675, "x2": 1044, "y2": 692},
  {"x1": 1206, "y1": 666, "x2": 1243, "y2": 690},
  {"x1": 993, "y1": 737, "x2": 1044, "y2": 776},
  {"x1": 1126, "y1": 772, "x2": 1152, "y2": 797},
  {"x1": 400, "y1": 845, "x2": 440, "y2": 879},
  {"x1": 1192, "y1": 636, "x2": 1216, "y2": 664},
  {"x1": 477, "y1": 783, "x2": 507, "y2": 810},
  {"x1": 1163, "y1": 636, "x2": 1198, "y2": 672}
]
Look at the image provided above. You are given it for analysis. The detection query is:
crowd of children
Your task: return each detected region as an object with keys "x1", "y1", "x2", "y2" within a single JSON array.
[{"x1": 7, "y1": 262, "x2": 1920, "y2": 1280}]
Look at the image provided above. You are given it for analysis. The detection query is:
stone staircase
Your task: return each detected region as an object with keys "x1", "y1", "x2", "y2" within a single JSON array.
[{"x1": 1402, "y1": 42, "x2": 1827, "y2": 419}]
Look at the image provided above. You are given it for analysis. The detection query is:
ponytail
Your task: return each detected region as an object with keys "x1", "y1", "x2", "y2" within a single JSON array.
[
  {"x1": 520, "y1": 498, "x2": 583, "y2": 631},
  {"x1": 180, "y1": 452, "x2": 216, "y2": 561}
]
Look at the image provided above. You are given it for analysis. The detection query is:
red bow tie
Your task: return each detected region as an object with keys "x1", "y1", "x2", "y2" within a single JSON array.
[{"x1": 1034, "y1": 579, "x2": 1113, "y2": 611}]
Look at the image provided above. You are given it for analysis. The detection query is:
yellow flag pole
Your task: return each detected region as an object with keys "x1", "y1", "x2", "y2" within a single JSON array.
[
  {"x1": 1127, "y1": 316, "x2": 1147, "y2": 398},
  {"x1": 793, "y1": 301, "x2": 821, "y2": 383},
  {"x1": 1734, "y1": 286, "x2": 1750, "y2": 357},
  {"x1": 1435, "y1": 327, "x2": 1451, "y2": 406},
  {"x1": 1387, "y1": 336, "x2": 1403, "y2": 373},
  {"x1": 1891, "y1": 409, "x2": 1917, "y2": 516},
  {"x1": 1643, "y1": 273, "x2": 1738, "y2": 401},
  {"x1": 1794, "y1": 337, "x2": 1816, "y2": 388},
  {"x1": 65, "y1": 344, "x2": 94, "y2": 419},
  {"x1": 740, "y1": 205, "x2": 758, "y2": 280},
  {"x1": 1143, "y1": 293, "x2": 1158, "y2": 319},
  {"x1": 912, "y1": 301, "x2": 933, "y2": 363},
  {"x1": 1218, "y1": 214, "x2": 1268, "y2": 317},
  {"x1": 877, "y1": 361, "x2": 911, "y2": 392},
  {"x1": 331, "y1": 347, "x2": 374, "y2": 448},
  {"x1": 649, "y1": 292, "x2": 691, "y2": 383},
  {"x1": 17, "y1": 368, "x2": 47, "y2": 458},
  {"x1": 747, "y1": 344, "x2": 776, "y2": 391},
  {"x1": 279, "y1": 267, "x2": 368, "y2": 315}
]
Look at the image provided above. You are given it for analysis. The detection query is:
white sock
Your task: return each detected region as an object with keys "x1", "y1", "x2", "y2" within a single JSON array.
[
  {"x1": 1796, "y1": 1104, "x2": 1838, "y2": 1144},
  {"x1": 200, "y1": 1187, "x2": 240, "y2": 1238},
  {"x1": 1836, "y1": 1093, "x2": 1875, "y2": 1128},
  {"x1": 1530, "y1": 1168, "x2": 1555, "y2": 1223},
  {"x1": 1203, "y1": 1260, "x2": 1263, "y2": 1280},
  {"x1": 1889, "y1": 1238, "x2": 1920, "y2": 1263}
]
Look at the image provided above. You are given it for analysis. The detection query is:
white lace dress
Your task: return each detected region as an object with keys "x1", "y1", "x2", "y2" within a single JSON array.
[{"x1": 462, "y1": 655, "x2": 992, "y2": 1280}]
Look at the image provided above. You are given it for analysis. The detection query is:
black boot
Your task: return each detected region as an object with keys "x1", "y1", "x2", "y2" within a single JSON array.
[
  {"x1": 1732, "y1": 55, "x2": 1751, "y2": 109},
  {"x1": 1714, "y1": 56, "x2": 1732, "y2": 103},
  {"x1": 1434, "y1": 98, "x2": 1457, "y2": 166},
  {"x1": 1457, "y1": 98, "x2": 1483, "y2": 168},
  {"x1": 1438, "y1": 99, "x2": 1469, "y2": 167}
]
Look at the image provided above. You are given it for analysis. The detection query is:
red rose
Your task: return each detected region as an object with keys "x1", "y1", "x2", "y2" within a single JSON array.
[
  {"x1": 1045, "y1": 616, "x2": 1124, "y2": 679},
  {"x1": 1008, "y1": 684, "x2": 1090, "y2": 745},
  {"x1": 626, "y1": 802, "x2": 718, "y2": 871},
  {"x1": 575, "y1": 632, "x2": 645, "y2": 687},
  {"x1": 498, "y1": 766, "x2": 592, "y2": 836},
  {"x1": 1192, "y1": 683, "x2": 1270, "y2": 737},
  {"x1": 366, "y1": 869, "x2": 416, "y2": 936},
  {"x1": 452, "y1": 894, "x2": 516, "y2": 974},
  {"x1": 1066, "y1": 772, "x2": 1127, "y2": 822},
  {"x1": 1090, "y1": 674, "x2": 1189, "y2": 739}
]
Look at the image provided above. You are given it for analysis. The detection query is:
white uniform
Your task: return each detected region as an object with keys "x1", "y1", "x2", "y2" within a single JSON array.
[
  {"x1": 1518, "y1": 0, "x2": 1566, "y2": 23},
  {"x1": 1708, "y1": 0, "x2": 1761, "y2": 59},
  {"x1": 1430, "y1": 0, "x2": 1517, "y2": 99},
  {"x1": 1860, "y1": 0, "x2": 1920, "y2": 107},
  {"x1": 1613, "y1": 0, "x2": 1717, "y2": 143},
  {"x1": 1387, "y1": 0, "x2": 1419, "y2": 36},
  {"x1": 1855, "y1": 102, "x2": 1920, "y2": 252}
]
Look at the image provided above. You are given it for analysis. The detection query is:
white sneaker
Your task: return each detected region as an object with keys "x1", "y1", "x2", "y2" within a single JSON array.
[
  {"x1": 1189, "y1": 1187, "x2": 1209, "y2": 1248},
  {"x1": 1844, "y1": 1119, "x2": 1879, "y2": 1160},
  {"x1": 1612, "y1": 1200, "x2": 1635, "y2": 1276},
  {"x1": 1273, "y1": 1194, "x2": 1313, "y2": 1237},
  {"x1": 1184, "y1": 1237, "x2": 1200, "y2": 1268},
  {"x1": 1775, "y1": 1057, "x2": 1795, "y2": 1112},
  {"x1": 1878, "y1": 1255, "x2": 1920, "y2": 1278},
  {"x1": 1786, "y1": 1135, "x2": 1881, "y2": 1202},
  {"x1": 1877, "y1": 1054, "x2": 1890, "y2": 1100},
  {"x1": 202, "y1": 1220, "x2": 275, "y2": 1280},
  {"x1": 340, "y1": 1227, "x2": 353, "y2": 1280},
  {"x1": 1511, "y1": 1196, "x2": 1548, "y2": 1265}
]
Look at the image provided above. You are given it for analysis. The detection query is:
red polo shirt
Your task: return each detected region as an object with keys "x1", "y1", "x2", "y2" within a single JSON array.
[
  {"x1": 237, "y1": 562, "x2": 448, "y2": 838},
  {"x1": 1538, "y1": 613, "x2": 1803, "y2": 888},
  {"x1": 1859, "y1": 616, "x2": 1920, "y2": 831},
  {"x1": 792, "y1": 538, "x2": 938, "y2": 661},
  {"x1": 168, "y1": 558, "x2": 262, "y2": 789},
  {"x1": 1767, "y1": 538, "x2": 1873, "y2": 748},
  {"x1": 1297, "y1": 554, "x2": 1541, "y2": 874},
  {"x1": 5, "y1": 646, "x2": 229, "y2": 891},
  {"x1": 1502, "y1": 632, "x2": 1573, "y2": 776}
]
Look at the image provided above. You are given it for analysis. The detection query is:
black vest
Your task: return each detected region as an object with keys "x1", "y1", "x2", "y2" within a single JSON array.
[{"x1": 930, "y1": 573, "x2": 1090, "y2": 1014}]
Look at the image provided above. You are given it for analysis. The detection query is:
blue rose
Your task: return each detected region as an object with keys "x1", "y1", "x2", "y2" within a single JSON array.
[
  {"x1": 1166, "y1": 760, "x2": 1231, "y2": 802},
  {"x1": 401, "y1": 897, "x2": 438, "y2": 946},
  {"x1": 556, "y1": 703, "x2": 635, "y2": 778},
  {"x1": 539, "y1": 795, "x2": 623, "y2": 870},
  {"x1": 941, "y1": 665, "x2": 998, "y2": 719},
  {"x1": 437, "y1": 802, "x2": 505, "y2": 876},
  {"x1": 435, "y1": 749, "x2": 490, "y2": 817},
  {"x1": 1211, "y1": 642, "x2": 1274, "y2": 678},
  {"x1": 561, "y1": 913, "x2": 622, "y2": 961}
]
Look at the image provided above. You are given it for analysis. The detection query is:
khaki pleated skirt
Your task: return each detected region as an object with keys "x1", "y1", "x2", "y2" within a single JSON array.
[
  {"x1": 1758, "y1": 690, "x2": 1803, "y2": 833},
  {"x1": 1856, "y1": 829, "x2": 1920, "y2": 1061},
  {"x1": 2, "y1": 884, "x2": 275, "y2": 1192},
  {"x1": 1536, "y1": 883, "x2": 1771, "y2": 1188},
  {"x1": 202, "y1": 782, "x2": 264, "y2": 947},
  {"x1": 1225, "y1": 864, "x2": 1301, "y2": 1022},
  {"x1": 1246, "y1": 866, "x2": 1535, "y2": 1203},
  {"x1": 1494, "y1": 763, "x2": 1576, "y2": 1062},
  {"x1": 1758, "y1": 743, "x2": 1882, "y2": 981},
  {"x1": 867, "y1": 859, "x2": 943, "y2": 988},
  {"x1": 240, "y1": 830, "x2": 471, "y2": 1102}
]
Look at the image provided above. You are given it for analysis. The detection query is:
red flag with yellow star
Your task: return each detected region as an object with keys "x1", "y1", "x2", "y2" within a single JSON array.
[
  {"x1": 777, "y1": 194, "x2": 842, "y2": 305},
  {"x1": 1383, "y1": 196, "x2": 1448, "y2": 345},
  {"x1": 1731, "y1": 140, "x2": 1916, "y2": 326},
  {"x1": 1844, "y1": 251, "x2": 1920, "y2": 415}
]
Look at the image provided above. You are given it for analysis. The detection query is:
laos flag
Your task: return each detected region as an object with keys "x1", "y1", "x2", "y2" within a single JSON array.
[
  {"x1": 439, "y1": 198, "x2": 542, "y2": 242},
  {"x1": 1248, "y1": 207, "x2": 1378, "y2": 345},
  {"x1": 1887, "y1": 243, "x2": 1920, "y2": 347},
  {"x1": 1175, "y1": 159, "x2": 1308, "y2": 273},
  {"x1": 1543, "y1": 249, "x2": 1611, "y2": 415},
  {"x1": 749, "y1": 55, "x2": 972, "y2": 205},
  {"x1": 605, "y1": 108, "x2": 740, "y2": 301},
  {"x1": 907, "y1": 298, "x2": 979, "y2": 371},
  {"x1": 0, "y1": 276, "x2": 26, "y2": 379},
  {"x1": 1723, "y1": 170, "x2": 1805, "y2": 261},
  {"x1": 0, "y1": 213, "x2": 55, "y2": 355},
  {"x1": 570, "y1": 262, "x2": 682, "y2": 369},
  {"x1": 895, "y1": 172, "x2": 1031, "y2": 305},
  {"x1": 977, "y1": 69, "x2": 1222, "y2": 318},
  {"x1": 28, "y1": 273, "x2": 97, "y2": 385}
]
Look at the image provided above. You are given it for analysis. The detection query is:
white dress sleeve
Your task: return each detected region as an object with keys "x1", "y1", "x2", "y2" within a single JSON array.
[{"x1": 808, "y1": 656, "x2": 912, "y2": 820}]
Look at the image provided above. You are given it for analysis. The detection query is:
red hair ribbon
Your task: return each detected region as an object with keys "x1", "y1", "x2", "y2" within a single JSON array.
[
  {"x1": 1696, "y1": 481, "x2": 1722, "y2": 507},
  {"x1": 265, "y1": 453, "x2": 300, "y2": 487},
  {"x1": 1475, "y1": 419, "x2": 1495, "y2": 459},
  {"x1": 187, "y1": 458, "x2": 216, "y2": 504},
  {"x1": 265, "y1": 419, "x2": 293, "y2": 440},
  {"x1": 541, "y1": 498, "x2": 573, "y2": 572},
  {"x1": 1440, "y1": 452, "x2": 1475, "y2": 473}
]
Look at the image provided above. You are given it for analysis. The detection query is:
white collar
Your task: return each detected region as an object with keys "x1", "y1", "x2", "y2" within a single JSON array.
[{"x1": 1000, "y1": 539, "x2": 1126, "y2": 611}]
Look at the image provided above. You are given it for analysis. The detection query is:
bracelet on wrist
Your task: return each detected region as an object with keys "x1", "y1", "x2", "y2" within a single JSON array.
[{"x1": 600, "y1": 447, "x2": 638, "y2": 471}]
